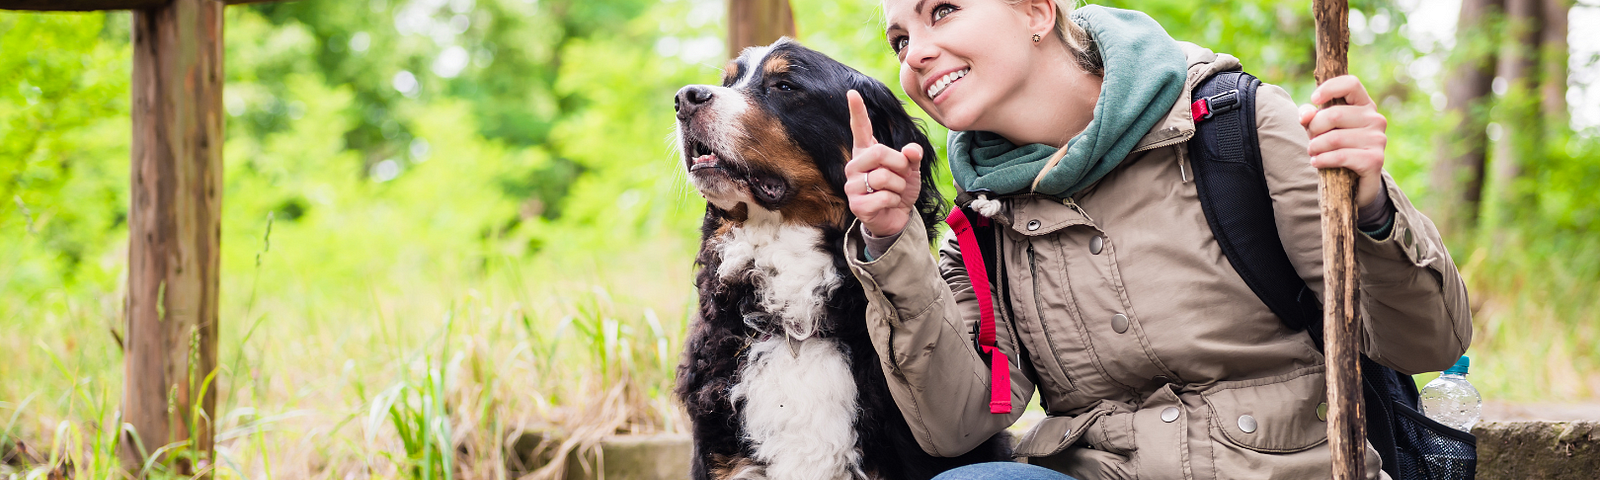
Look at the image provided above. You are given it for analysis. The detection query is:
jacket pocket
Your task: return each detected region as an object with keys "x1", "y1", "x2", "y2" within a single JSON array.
[{"x1": 1200, "y1": 365, "x2": 1328, "y2": 453}]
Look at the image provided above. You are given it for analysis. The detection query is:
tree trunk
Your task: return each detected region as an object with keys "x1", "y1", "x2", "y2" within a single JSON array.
[
  {"x1": 726, "y1": 0, "x2": 795, "y2": 60},
  {"x1": 1540, "y1": 0, "x2": 1569, "y2": 130},
  {"x1": 1431, "y1": 0, "x2": 1502, "y2": 236},
  {"x1": 1491, "y1": 0, "x2": 1543, "y2": 205},
  {"x1": 123, "y1": 0, "x2": 224, "y2": 476}
]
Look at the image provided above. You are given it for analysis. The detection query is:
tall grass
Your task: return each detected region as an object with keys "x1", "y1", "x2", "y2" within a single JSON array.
[
  {"x1": 1454, "y1": 224, "x2": 1600, "y2": 401},
  {"x1": 2, "y1": 226, "x2": 695, "y2": 479}
]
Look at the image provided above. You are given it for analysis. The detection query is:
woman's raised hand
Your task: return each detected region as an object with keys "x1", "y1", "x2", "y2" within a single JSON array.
[
  {"x1": 1299, "y1": 75, "x2": 1389, "y2": 210},
  {"x1": 845, "y1": 89, "x2": 923, "y2": 237}
]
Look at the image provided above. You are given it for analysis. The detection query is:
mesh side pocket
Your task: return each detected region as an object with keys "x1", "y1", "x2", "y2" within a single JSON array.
[{"x1": 1390, "y1": 403, "x2": 1477, "y2": 480}]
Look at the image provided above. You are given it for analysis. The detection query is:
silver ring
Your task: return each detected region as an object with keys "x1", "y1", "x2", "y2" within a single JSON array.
[{"x1": 863, "y1": 174, "x2": 875, "y2": 193}]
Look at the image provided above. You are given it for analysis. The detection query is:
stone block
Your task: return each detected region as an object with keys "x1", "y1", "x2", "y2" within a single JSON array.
[
  {"x1": 510, "y1": 422, "x2": 1600, "y2": 479},
  {"x1": 1475, "y1": 421, "x2": 1600, "y2": 480},
  {"x1": 508, "y1": 433, "x2": 692, "y2": 480}
]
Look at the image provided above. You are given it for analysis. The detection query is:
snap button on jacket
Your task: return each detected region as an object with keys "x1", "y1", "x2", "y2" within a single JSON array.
[{"x1": 843, "y1": 43, "x2": 1471, "y2": 480}]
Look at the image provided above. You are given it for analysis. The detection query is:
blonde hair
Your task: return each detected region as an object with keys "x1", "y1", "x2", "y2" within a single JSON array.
[{"x1": 1008, "y1": 0, "x2": 1102, "y2": 76}]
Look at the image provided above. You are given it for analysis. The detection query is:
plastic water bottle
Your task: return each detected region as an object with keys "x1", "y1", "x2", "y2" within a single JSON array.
[{"x1": 1419, "y1": 355, "x2": 1482, "y2": 432}]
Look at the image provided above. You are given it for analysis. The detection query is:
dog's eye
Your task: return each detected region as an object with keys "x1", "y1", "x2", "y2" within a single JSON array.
[{"x1": 773, "y1": 81, "x2": 796, "y2": 92}]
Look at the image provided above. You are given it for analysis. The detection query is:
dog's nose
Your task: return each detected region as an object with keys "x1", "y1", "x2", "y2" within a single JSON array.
[{"x1": 676, "y1": 85, "x2": 714, "y2": 120}]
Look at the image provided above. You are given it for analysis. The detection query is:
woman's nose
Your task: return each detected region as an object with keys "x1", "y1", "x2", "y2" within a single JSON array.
[{"x1": 903, "y1": 39, "x2": 938, "y2": 69}]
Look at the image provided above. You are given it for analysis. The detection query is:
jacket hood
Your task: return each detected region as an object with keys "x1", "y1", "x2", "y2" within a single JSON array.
[{"x1": 1130, "y1": 42, "x2": 1244, "y2": 153}]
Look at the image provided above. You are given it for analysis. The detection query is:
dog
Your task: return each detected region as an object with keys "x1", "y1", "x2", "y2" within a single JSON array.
[{"x1": 672, "y1": 39, "x2": 1012, "y2": 480}]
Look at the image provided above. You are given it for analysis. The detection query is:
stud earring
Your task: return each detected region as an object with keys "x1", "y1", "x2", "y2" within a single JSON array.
[{"x1": 1032, "y1": 33, "x2": 1042, "y2": 43}]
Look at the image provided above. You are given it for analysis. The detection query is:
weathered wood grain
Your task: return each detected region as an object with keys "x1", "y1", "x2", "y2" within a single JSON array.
[
  {"x1": 726, "y1": 0, "x2": 794, "y2": 60},
  {"x1": 1313, "y1": 0, "x2": 1362, "y2": 479},
  {"x1": 122, "y1": 0, "x2": 223, "y2": 476}
]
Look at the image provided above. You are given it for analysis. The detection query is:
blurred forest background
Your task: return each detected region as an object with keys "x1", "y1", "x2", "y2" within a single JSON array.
[{"x1": 2, "y1": 0, "x2": 1597, "y2": 477}]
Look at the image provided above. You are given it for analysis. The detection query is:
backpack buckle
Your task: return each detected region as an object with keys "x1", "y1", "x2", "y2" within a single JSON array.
[{"x1": 1191, "y1": 89, "x2": 1241, "y2": 122}]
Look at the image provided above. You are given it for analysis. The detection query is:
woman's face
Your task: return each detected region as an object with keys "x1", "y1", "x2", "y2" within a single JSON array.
[{"x1": 883, "y1": 0, "x2": 1039, "y2": 132}]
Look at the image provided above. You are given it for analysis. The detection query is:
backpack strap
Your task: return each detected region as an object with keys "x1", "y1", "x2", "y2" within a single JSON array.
[
  {"x1": 945, "y1": 207, "x2": 1012, "y2": 414},
  {"x1": 1187, "y1": 70, "x2": 1324, "y2": 337}
]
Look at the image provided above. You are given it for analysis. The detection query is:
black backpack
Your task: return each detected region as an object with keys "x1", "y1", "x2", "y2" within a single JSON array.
[
  {"x1": 956, "y1": 70, "x2": 1477, "y2": 480},
  {"x1": 1189, "y1": 70, "x2": 1476, "y2": 480}
]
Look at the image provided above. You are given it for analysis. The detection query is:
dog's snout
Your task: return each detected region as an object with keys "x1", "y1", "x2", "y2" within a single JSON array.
[{"x1": 676, "y1": 85, "x2": 714, "y2": 120}]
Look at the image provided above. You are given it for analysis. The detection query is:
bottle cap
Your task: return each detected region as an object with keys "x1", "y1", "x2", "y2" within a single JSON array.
[{"x1": 1444, "y1": 355, "x2": 1470, "y2": 375}]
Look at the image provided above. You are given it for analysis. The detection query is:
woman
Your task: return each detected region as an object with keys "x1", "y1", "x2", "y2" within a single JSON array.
[{"x1": 840, "y1": 0, "x2": 1472, "y2": 479}]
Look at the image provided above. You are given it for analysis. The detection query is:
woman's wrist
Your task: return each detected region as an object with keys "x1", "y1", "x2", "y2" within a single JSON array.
[
  {"x1": 1356, "y1": 177, "x2": 1394, "y2": 231},
  {"x1": 862, "y1": 226, "x2": 904, "y2": 261}
]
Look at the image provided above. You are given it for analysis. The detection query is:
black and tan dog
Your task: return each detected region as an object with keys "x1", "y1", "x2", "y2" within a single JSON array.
[{"x1": 672, "y1": 39, "x2": 1011, "y2": 480}]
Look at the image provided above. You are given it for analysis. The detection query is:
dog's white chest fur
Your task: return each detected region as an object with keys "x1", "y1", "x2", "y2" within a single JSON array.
[
  {"x1": 717, "y1": 213, "x2": 862, "y2": 479},
  {"x1": 731, "y1": 336, "x2": 862, "y2": 480},
  {"x1": 714, "y1": 214, "x2": 841, "y2": 341}
]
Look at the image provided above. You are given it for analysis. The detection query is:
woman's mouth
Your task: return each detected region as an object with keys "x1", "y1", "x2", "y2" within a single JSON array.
[{"x1": 926, "y1": 68, "x2": 968, "y2": 100}]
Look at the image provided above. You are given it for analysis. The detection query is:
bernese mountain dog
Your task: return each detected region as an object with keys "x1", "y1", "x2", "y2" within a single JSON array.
[{"x1": 671, "y1": 39, "x2": 1012, "y2": 480}]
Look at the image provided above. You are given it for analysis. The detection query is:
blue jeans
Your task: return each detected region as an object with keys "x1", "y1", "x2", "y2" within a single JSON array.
[{"x1": 931, "y1": 462, "x2": 1079, "y2": 480}]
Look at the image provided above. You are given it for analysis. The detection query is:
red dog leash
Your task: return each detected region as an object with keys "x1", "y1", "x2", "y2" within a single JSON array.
[{"x1": 945, "y1": 208, "x2": 1012, "y2": 414}]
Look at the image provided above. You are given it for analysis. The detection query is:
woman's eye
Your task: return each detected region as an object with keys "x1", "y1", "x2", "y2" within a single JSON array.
[
  {"x1": 891, "y1": 36, "x2": 909, "y2": 54},
  {"x1": 932, "y1": 3, "x2": 957, "y2": 21}
]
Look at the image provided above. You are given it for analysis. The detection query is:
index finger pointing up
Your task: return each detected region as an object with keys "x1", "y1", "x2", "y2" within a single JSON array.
[{"x1": 848, "y1": 90, "x2": 876, "y2": 150}]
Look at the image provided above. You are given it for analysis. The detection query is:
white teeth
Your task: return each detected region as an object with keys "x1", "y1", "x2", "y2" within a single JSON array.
[{"x1": 926, "y1": 68, "x2": 968, "y2": 99}]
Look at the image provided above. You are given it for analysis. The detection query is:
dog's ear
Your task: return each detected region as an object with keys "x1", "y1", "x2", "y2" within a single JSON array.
[{"x1": 850, "y1": 75, "x2": 947, "y2": 244}]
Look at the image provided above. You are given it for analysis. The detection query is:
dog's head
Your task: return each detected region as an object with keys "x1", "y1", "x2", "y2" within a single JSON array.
[{"x1": 675, "y1": 39, "x2": 944, "y2": 237}]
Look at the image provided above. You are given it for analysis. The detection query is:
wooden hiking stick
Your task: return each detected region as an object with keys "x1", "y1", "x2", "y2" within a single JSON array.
[{"x1": 1313, "y1": 0, "x2": 1363, "y2": 479}]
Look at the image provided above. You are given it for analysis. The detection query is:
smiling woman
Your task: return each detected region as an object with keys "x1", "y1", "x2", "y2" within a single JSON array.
[{"x1": 840, "y1": 1, "x2": 1474, "y2": 479}]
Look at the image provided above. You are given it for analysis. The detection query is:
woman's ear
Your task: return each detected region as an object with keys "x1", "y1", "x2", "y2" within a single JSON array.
[{"x1": 1021, "y1": 0, "x2": 1057, "y2": 39}]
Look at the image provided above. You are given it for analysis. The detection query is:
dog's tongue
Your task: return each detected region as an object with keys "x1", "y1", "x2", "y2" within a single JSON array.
[{"x1": 691, "y1": 154, "x2": 718, "y2": 168}]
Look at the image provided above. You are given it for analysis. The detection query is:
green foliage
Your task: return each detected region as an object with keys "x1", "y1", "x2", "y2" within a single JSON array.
[
  {"x1": 0, "y1": 12, "x2": 130, "y2": 281},
  {"x1": 1532, "y1": 134, "x2": 1600, "y2": 230}
]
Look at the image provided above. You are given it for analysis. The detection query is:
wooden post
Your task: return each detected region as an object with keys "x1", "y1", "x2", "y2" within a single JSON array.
[
  {"x1": 1313, "y1": 0, "x2": 1362, "y2": 479},
  {"x1": 123, "y1": 0, "x2": 225, "y2": 475},
  {"x1": 726, "y1": 0, "x2": 794, "y2": 60},
  {"x1": 1, "y1": 0, "x2": 283, "y2": 476}
]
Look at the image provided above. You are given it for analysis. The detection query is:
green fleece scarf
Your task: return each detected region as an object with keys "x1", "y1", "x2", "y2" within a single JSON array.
[{"x1": 948, "y1": 5, "x2": 1187, "y2": 199}]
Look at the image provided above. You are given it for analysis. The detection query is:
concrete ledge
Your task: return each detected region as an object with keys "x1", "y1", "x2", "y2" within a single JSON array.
[
  {"x1": 509, "y1": 433, "x2": 691, "y2": 480},
  {"x1": 1474, "y1": 421, "x2": 1600, "y2": 480},
  {"x1": 511, "y1": 422, "x2": 1600, "y2": 478}
]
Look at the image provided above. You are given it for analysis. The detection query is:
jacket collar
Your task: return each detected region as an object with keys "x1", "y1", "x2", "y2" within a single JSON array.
[{"x1": 1130, "y1": 42, "x2": 1243, "y2": 154}]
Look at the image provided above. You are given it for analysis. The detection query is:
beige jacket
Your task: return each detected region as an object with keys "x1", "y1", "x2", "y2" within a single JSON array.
[{"x1": 844, "y1": 43, "x2": 1472, "y2": 480}]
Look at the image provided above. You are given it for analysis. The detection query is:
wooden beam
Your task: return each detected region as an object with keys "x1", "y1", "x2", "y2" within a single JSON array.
[
  {"x1": 122, "y1": 0, "x2": 223, "y2": 476},
  {"x1": 726, "y1": 0, "x2": 794, "y2": 60},
  {"x1": 0, "y1": 0, "x2": 164, "y2": 10},
  {"x1": 0, "y1": 0, "x2": 277, "y2": 11}
]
